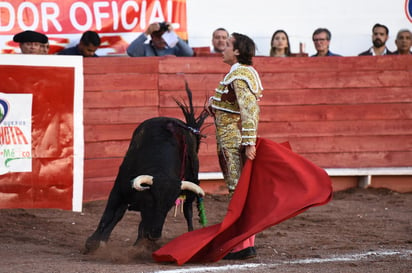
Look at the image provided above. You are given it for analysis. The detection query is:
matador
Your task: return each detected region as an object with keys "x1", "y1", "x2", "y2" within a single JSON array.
[{"x1": 209, "y1": 63, "x2": 263, "y2": 193}]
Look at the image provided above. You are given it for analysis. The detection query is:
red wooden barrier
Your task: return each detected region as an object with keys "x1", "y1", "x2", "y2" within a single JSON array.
[{"x1": 83, "y1": 55, "x2": 412, "y2": 200}]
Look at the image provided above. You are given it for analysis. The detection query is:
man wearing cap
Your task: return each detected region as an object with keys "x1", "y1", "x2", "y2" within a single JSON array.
[
  {"x1": 127, "y1": 22, "x2": 193, "y2": 57},
  {"x1": 13, "y1": 30, "x2": 48, "y2": 54}
]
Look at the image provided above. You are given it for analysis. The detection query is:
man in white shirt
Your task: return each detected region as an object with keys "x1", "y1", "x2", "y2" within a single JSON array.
[{"x1": 359, "y1": 23, "x2": 393, "y2": 56}]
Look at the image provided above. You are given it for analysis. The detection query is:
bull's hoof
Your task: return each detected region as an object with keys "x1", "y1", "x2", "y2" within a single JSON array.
[
  {"x1": 133, "y1": 235, "x2": 160, "y2": 247},
  {"x1": 84, "y1": 238, "x2": 103, "y2": 254},
  {"x1": 148, "y1": 235, "x2": 161, "y2": 241}
]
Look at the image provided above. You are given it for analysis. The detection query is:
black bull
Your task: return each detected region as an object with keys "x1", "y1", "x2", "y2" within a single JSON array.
[{"x1": 85, "y1": 86, "x2": 209, "y2": 252}]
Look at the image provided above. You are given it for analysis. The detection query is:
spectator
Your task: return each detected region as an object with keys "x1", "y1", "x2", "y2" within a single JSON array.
[
  {"x1": 311, "y1": 28, "x2": 341, "y2": 57},
  {"x1": 211, "y1": 27, "x2": 229, "y2": 53},
  {"x1": 393, "y1": 29, "x2": 412, "y2": 55},
  {"x1": 127, "y1": 22, "x2": 193, "y2": 57},
  {"x1": 359, "y1": 23, "x2": 393, "y2": 56},
  {"x1": 13, "y1": 30, "x2": 48, "y2": 54},
  {"x1": 40, "y1": 42, "x2": 50, "y2": 55},
  {"x1": 269, "y1": 30, "x2": 291, "y2": 57},
  {"x1": 57, "y1": 31, "x2": 101, "y2": 57}
]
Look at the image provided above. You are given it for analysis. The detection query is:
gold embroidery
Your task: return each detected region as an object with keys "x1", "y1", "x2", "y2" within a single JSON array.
[{"x1": 211, "y1": 64, "x2": 263, "y2": 114}]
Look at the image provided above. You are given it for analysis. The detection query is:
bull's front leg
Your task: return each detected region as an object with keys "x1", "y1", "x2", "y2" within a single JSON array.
[
  {"x1": 183, "y1": 194, "x2": 195, "y2": 231},
  {"x1": 85, "y1": 190, "x2": 128, "y2": 253},
  {"x1": 133, "y1": 218, "x2": 149, "y2": 245}
]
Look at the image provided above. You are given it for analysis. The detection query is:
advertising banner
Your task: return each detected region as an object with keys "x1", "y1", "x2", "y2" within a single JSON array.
[
  {"x1": 0, "y1": 55, "x2": 84, "y2": 212},
  {"x1": 0, "y1": 93, "x2": 32, "y2": 175},
  {"x1": 0, "y1": 0, "x2": 188, "y2": 55}
]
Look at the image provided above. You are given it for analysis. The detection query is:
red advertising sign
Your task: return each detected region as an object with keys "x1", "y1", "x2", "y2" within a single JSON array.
[
  {"x1": 0, "y1": 0, "x2": 188, "y2": 55},
  {"x1": 0, "y1": 55, "x2": 84, "y2": 211}
]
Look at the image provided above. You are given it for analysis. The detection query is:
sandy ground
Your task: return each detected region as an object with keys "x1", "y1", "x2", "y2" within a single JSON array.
[{"x1": 0, "y1": 187, "x2": 411, "y2": 273}]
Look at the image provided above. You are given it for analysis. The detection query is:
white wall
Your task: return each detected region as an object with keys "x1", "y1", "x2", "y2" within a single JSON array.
[{"x1": 186, "y1": 0, "x2": 411, "y2": 56}]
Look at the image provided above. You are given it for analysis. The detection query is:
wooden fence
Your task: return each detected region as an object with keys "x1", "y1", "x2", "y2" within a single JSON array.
[{"x1": 83, "y1": 55, "x2": 412, "y2": 201}]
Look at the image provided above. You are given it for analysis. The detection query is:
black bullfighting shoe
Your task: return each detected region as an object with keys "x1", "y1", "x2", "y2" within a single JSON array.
[{"x1": 223, "y1": 246, "x2": 257, "y2": 260}]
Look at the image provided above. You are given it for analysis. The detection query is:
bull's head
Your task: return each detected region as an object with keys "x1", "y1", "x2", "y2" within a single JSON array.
[{"x1": 131, "y1": 174, "x2": 205, "y2": 240}]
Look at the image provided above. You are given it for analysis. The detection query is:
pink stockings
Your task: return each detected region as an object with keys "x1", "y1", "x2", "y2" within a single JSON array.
[{"x1": 232, "y1": 235, "x2": 255, "y2": 252}]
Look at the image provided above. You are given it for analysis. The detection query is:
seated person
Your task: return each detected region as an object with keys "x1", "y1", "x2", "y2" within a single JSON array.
[
  {"x1": 127, "y1": 22, "x2": 193, "y2": 57},
  {"x1": 211, "y1": 27, "x2": 229, "y2": 53},
  {"x1": 193, "y1": 27, "x2": 229, "y2": 56},
  {"x1": 13, "y1": 30, "x2": 48, "y2": 54},
  {"x1": 269, "y1": 30, "x2": 291, "y2": 57},
  {"x1": 311, "y1": 28, "x2": 341, "y2": 57},
  {"x1": 40, "y1": 42, "x2": 50, "y2": 55},
  {"x1": 58, "y1": 31, "x2": 101, "y2": 57},
  {"x1": 359, "y1": 23, "x2": 393, "y2": 56},
  {"x1": 393, "y1": 29, "x2": 412, "y2": 55}
]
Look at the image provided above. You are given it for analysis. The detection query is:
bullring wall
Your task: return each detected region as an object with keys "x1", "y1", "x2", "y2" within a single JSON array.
[{"x1": 83, "y1": 55, "x2": 412, "y2": 201}]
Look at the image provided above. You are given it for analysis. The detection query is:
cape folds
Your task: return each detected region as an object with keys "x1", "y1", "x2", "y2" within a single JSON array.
[{"x1": 153, "y1": 138, "x2": 333, "y2": 265}]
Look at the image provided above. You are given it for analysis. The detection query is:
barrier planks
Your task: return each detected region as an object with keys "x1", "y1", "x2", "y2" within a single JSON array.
[{"x1": 83, "y1": 55, "x2": 412, "y2": 200}]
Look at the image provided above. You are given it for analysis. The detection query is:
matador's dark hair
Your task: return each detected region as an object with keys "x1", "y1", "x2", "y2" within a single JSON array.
[{"x1": 231, "y1": 32, "x2": 255, "y2": 65}]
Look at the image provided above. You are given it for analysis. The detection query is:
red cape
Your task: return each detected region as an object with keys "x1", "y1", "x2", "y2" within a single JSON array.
[{"x1": 153, "y1": 138, "x2": 333, "y2": 265}]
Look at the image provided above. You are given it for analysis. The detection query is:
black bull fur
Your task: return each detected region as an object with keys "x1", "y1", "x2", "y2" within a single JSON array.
[{"x1": 85, "y1": 84, "x2": 209, "y2": 252}]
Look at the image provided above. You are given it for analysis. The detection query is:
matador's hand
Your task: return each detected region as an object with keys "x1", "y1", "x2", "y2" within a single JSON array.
[{"x1": 245, "y1": 145, "x2": 256, "y2": 160}]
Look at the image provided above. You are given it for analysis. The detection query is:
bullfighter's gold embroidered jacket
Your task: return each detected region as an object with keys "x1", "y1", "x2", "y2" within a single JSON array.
[{"x1": 210, "y1": 63, "x2": 263, "y2": 145}]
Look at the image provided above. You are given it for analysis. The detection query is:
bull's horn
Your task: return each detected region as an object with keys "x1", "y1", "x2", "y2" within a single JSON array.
[
  {"x1": 132, "y1": 175, "x2": 153, "y2": 191},
  {"x1": 181, "y1": 181, "x2": 205, "y2": 197}
]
